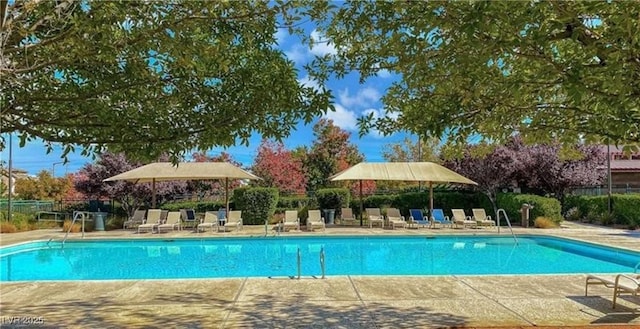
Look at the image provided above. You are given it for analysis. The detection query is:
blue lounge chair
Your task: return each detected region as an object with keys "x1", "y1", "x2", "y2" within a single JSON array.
[
  {"x1": 409, "y1": 209, "x2": 430, "y2": 228},
  {"x1": 431, "y1": 209, "x2": 453, "y2": 228}
]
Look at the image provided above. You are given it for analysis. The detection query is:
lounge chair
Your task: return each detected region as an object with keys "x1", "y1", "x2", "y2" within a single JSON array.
[
  {"x1": 386, "y1": 208, "x2": 406, "y2": 229},
  {"x1": 197, "y1": 211, "x2": 218, "y2": 233},
  {"x1": 123, "y1": 209, "x2": 146, "y2": 229},
  {"x1": 306, "y1": 209, "x2": 325, "y2": 231},
  {"x1": 431, "y1": 209, "x2": 453, "y2": 228},
  {"x1": 472, "y1": 208, "x2": 496, "y2": 227},
  {"x1": 180, "y1": 208, "x2": 198, "y2": 230},
  {"x1": 221, "y1": 210, "x2": 242, "y2": 232},
  {"x1": 340, "y1": 208, "x2": 358, "y2": 226},
  {"x1": 585, "y1": 274, "x2": 640, "y2": 308},
  {"x1": 365, "y1": 208, "x2": 384, "y2": 228},
  {"x1": 280, "y1": 210, "x2": 300, "y2": 232},
  {"x1": 157, "y1": 211, "x2": 181, "y2": 233},
  {"x1": 138, "y1": 209, "x2": 162, "y2": 234},
  {"x1": 451, "y1": 209, "x2": 476, "y2": 229},
  {"x1": 408, "y1": 209, "x2": 430, "y2": 228}
]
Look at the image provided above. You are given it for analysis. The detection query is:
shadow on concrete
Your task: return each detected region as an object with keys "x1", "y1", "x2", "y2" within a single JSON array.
[
  {"x1": 1, "y1": 291, "x2": 469, "y2": 329},
  {"x1": 567, "y1": 295, "x2": 639, "y2": 324}
]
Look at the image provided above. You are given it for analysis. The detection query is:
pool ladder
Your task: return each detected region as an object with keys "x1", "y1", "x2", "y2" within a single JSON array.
[
  {"x1": 61, "y1": 211, "x2": 89, "y2": 247},
  {"x1": 496, "y1": 208, "x2": 518, "y2": 245},
  {"x1": 295, "y1": 247, "x2": 326, "y2": 279}
]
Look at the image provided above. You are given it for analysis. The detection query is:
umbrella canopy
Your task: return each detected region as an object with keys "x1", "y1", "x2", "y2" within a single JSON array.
[
  {"x1": 104, "y1": 162, "x2": 261, "y2": 209},
  {"x1": 329, "y1": 162, "x2": 477, "y2": 225}
]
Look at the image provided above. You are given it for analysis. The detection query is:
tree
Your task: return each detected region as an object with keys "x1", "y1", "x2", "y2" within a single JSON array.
[
  {"x1": 75, "y1": 152, "x2": 186, "y2": 217},
  {"x1": 14, "y1": 170, "x2": 70, "y2": 200},
  {"x1": 311, "y1": 2, "x2": 640, "y2": 150},
  {"x1": 514, "y1": 139, "x2": 606, "y2": 202},
  {"x1": 305, "y1": 118, "x2": 365, "y2": 192},
  {"x1": 251, "y1": 139, "x2": 307, "y2": 195},
  {"x1": 1, "y1": 1, "x2": 331, "y2": 161},
  {"x1": 443, "y1": 143, "x2": 521, "y2": 216}
]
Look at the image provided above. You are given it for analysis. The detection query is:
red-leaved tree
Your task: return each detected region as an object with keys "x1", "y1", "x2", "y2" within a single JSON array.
[{"x1": 251, "y1": 140, "x2": 307, "y2": 195}]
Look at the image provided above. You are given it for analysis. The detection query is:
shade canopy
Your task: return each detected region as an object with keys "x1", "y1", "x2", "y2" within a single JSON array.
[
  {"x1": 104, "y1": 162, "x2": 260, "y2": 209},
  {"x1": 329, "y1": 162, "x2": 477, "y2": 185},
  {"x1": 330, "y1": 162, "x2": 477, "y2": 226},
  {"x1": 104, "y1": 162, "x2": 260, "y2": 182}
]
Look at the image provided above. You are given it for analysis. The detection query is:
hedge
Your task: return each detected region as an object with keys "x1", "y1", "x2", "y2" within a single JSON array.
[
  {"x1": 563, "y1": 194, "x2": 640, "y2": 228},
  {"x1": 233, "y1": 187, "x2": 279, "y2": 225},
  {"x1": 497, "y1": 193, "x2": 562, "y2": 225},
  {"x1": 316, "y1": 188, "x2": 350, "y2": 210}
]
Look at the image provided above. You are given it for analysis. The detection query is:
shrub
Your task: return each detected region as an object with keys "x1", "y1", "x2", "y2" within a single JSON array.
[
  {"x1": 234, "y1": 187, "x2": 279, "y2": 225},
  {"x1": 163, "y1": 201, "x2": 226, "y2": 212},
  {"x1": 62, "y1": 220, "x2": 82, "y2": 233},
  {"x1": 534, "y1": 217, "x2": 557, "y2": 229},
  {"x1": 497, "y1": 193, "x2": 562, "y2": 226},
  {"x1": 564, "y1": 207, "x2": 581, "y2": 222},
  {"x1": 561, "y1": 194, "x2": 640, "y2": 228},
  {"x1": 0, "y1": 221, "x2": 17, "y2": 233},
  {"x1": 316, "y1": 188, "x2": 350, "y2": 210}
]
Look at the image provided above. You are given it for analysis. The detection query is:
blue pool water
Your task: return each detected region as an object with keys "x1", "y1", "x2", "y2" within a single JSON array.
[{"x1": 1, "y1": 235, "x2": 638, "y2": 281}]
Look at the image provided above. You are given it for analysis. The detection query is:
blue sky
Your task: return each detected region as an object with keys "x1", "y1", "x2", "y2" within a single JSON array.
[{"x1": 1, "y1": 25, "x2": 413, "y2": 177}]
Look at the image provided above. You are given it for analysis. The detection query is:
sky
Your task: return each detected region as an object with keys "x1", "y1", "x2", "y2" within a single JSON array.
[{"x1": 1, "y1": 20, "x2": 414, "y2": 177}]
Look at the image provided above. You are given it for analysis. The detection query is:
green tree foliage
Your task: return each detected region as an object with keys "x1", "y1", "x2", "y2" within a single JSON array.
[
  {"x1": 305, "y1": 118, "x2": 364, "y2": 192},
  {"x1": 14, "y1": 170, "x2": 70, "y2": 200},
  {"x1": 1, "y1": 0, "x2": 332, "y2": 161},
  {"x1": 311, "y1": 1, "x2": 640, "y2": 150}
]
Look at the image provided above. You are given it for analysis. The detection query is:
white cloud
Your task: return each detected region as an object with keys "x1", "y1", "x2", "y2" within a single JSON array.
[
  {"x1": 377, "y1": 69, "x2": 391, "y2": 78},
  {"x1": 309, "y1": 29, "x2": 337, "y2": 56},
  {"x1": 298, "y1": 75, "x2": 321, "y2": 91},
  {"x1": 323, "y1": 103, "x2": 358, "y2": 131},
  {"x1": 274, "y1": 28, "x2": 288, "y2": 46},
  {"x1": 338, "y1": 87, "x2": 381, "y2": 108},
  {"x1": 284, "y1": 44, "x2": 309, "y2": 65}
]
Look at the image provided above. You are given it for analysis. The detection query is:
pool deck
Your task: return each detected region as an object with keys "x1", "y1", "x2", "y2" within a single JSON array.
[{"x1": 1, "y1": 221, "x2": 639, "y2": 328}]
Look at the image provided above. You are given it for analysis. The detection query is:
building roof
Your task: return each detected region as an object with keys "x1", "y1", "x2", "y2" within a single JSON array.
[{"x1": 609, "y1": 160, "x2": 640, "y2": 171}]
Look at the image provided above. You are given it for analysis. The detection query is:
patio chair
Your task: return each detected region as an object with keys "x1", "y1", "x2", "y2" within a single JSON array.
[
  {"x1": 280, "y1": 210, "x2": 300, "y2": 232},
  {"x1": 340, "y1": 208, "x2": 358, "y2": 226},
  {"x1": 197, "y1": 211, "x2": 218, "y2": 233},
  {"x1": 431, "y1": 209, "x2": 453, "y2": 228},
  {"x1": 306, "y1": 209, "x2": 325, "y2": 231},
  {"x1": 386, "y1": 208, "x2": 406, "y2": 229},
  {"x1": 365, "y1": 208, "x2": 384, "y2": 228},
  {"x1": 408, "y1": 209, "x2": 430, "y2": 228},
  {"x1": 451, "y1": 209, "x2": 476, "y2": 229},
  {"x1": 472, "y1": 208, "x2": 496, "y2": 227},
  {"x1": 157, "y1": 211, "x2": 181, "y2": 233},
  {"x1": 123, "y1": 209, "x2": 146, "y2": 229},
  {"x1": 180, "y1": 208, "x2": 198, "y2": 230},
  {"x1": 585, "y1": 274, "x2": 640, "y2": 308},
  {"x1": 221, "y1": 210, "x2": 242, "y2": 232},
  {"x1": 138, "y1": 209, "x2": 163, "y2": 234}
]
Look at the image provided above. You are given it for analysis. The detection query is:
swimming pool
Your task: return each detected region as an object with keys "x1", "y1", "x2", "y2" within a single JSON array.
[{"x1": 1, "y1": 235, "x2": 638, "y2": 281}]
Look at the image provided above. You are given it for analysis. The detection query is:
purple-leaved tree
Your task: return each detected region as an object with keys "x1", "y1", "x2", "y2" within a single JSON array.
[
  {"x1": 443, "y1": 143, "x2": 522, "y2": 217},
  {"x1": 75, "y1": 153, "x2": 186, "y2": 217}
]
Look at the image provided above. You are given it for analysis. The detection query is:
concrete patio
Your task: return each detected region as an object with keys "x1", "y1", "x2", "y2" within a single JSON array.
[{"x1": 1, "y1": 221, "x2": 639, "y2": 328}]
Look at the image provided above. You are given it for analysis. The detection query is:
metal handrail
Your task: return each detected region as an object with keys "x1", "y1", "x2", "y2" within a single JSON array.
[
  {"x1": 320, "y1": 247, "x2": 326, "y2": 279},
  {"x1": 496, "y1": 209, "x2": 518, "y2": 245},
  {"x1": 62, "y1": 211, "x2": 87, "y2": 246},
  {"x1": 296, "y1": 248, "x2": 301, "y2": 279}
]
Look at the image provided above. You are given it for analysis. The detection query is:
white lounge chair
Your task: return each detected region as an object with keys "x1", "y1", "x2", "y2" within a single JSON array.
[
  {"x1": 472, "y1": 208, "x2": 495, "y2": 227},
  {"x1": 365, "y1": 208, "x2": 384, "y2": 228},
  {"x1": 306, "y1": 210, "x2": 325, "y2": 231},
  {"x1": 340, "y1": 207, "x2": 358, "y2": 226},
  {"x1": 197, "y1": 211, "x2": 218, "y2": 233},
  {"x1": 451, "y1": 209, "x2": 476, "y2": 229},
  {"x1": 280, "y1": 210, "x2": 300, "y2": 232},
  {"x1": 585, "y1": 274, "x2": 640, "y2": 308},
  {"x1": 221, "y1": 210, "x2": 242, "y2": 232},
  {"x1": 138, "y1": 209, "x2": 162, "y2": 234},
  {"x1": 386, "y1": 208, "x2": 406, "y2": 229},
  {"x1": 157, "y1": 211, "x2": 181, "y2": 233},
  {"x1": 123, "y1": 209, "x2": 146, "y2": 229}
]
